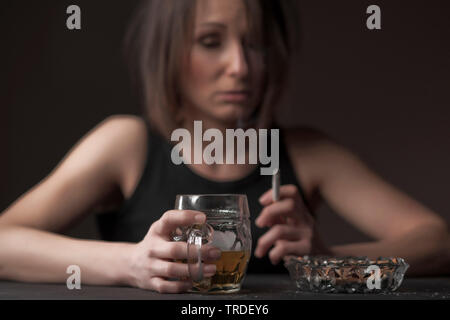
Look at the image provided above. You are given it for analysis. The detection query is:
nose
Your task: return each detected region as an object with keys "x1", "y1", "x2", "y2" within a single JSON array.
[{"x1": 225, "y1": 41, "x2": 249, "y2": 79}]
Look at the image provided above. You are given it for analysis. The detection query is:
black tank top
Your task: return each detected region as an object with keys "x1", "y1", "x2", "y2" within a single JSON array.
[{"x1": 96, "y1": 121, "x2": 314, "y2": 274}]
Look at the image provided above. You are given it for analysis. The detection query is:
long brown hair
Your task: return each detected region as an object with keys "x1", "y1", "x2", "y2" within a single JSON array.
[{"x1": 125, "y1": 0, "x2": 299, "y2": 139}]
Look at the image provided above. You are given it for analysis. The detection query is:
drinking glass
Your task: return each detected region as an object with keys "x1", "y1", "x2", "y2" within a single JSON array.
[{"x1": 173, "y1": 194, "x2": 252, "y2": 293}]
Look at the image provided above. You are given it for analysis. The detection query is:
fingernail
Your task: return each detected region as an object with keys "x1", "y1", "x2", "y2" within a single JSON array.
[
  {"x1": 208, "y1": 248, "x2": 221, "y2": 260},
  {"x1": 195, "y1": 214, "x2": 205, "y2": 223},
  {"x1": 204, "y1": 264, "x2": 216, "y2": 275}
]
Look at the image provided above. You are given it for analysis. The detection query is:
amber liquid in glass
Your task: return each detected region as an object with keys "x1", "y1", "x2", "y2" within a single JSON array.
[{"x1": 179, "y1": 250, "x2": 250, "y2": 293}]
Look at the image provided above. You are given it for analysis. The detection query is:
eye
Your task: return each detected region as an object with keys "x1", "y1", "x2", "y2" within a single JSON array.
[{"x1": 199, "y1": 34, "x2": 222, "y2": 49}]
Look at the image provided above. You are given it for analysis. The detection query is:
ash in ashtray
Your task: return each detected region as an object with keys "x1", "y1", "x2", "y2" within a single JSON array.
[{"x1": 284, "y1": 255, "x2": 409, "y2": 293}]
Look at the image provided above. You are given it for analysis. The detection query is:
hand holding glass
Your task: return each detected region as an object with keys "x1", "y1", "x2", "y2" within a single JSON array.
[{"x1": 173, "y1": 194, "x2": 252, "y2": 293}]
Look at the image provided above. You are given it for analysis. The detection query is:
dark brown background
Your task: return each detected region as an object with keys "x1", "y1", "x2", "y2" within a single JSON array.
[{"x1": 1, "y1": 0, "x2": 449, "y2": 247}]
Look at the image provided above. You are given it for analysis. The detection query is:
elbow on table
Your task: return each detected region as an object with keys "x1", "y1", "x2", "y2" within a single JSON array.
[
  {"x1": 422, "y1": 218, "x2": 449, "y2": 246},
  {"x1": 414, "y1": 217, "x2": 449, "y2": 255},
  {"x1": 406, "y1": 218, "x2": 450, "y2": 277},
  {"x1": 401, "y1": 213, "x2": 449, "y2": 244}
]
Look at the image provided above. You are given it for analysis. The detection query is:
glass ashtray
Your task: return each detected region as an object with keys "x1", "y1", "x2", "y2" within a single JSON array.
[{"x1": 284, "y1": 255, "x2": 409, "y2": 293}]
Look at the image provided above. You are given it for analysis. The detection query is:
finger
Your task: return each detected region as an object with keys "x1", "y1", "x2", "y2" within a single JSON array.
[
  {"x1": 259, "y1": 184, "x2": 302, "y2": 206},
  {"x1": 149, "y1": 276, "x2": 193, "y2": 293},
  {"x1": 149, "y1": 240, "x2": 221, "y2": 262},
  {"x1": 254, "y1": 224, "x2": 302, "y2": 258},
  {"x1": 150, "y1": 260, "x2": 217, "y2": 279},
  {"x1": 186, "y1": 244, "x2": 222, "y2": 263},
  {"x1": 202, "y1": 247, "x2": 222, "y2": 263},
  {"x1": 255, "y1": 198, "x2": 301, "y2": 227},
  {"x1": 268, "y1": 239, "x2": 311, "y2": 265},
  {"x1": 149, "y1": 240, "x2": 187, "y2": 260},
  {"x1": 150, "y1": 210, "x2": 206, "y2": 239}
]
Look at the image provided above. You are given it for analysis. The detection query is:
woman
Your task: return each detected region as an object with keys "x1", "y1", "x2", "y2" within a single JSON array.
[{"x1": 0, "y1": 0, "x2": 448, "y2": 293}]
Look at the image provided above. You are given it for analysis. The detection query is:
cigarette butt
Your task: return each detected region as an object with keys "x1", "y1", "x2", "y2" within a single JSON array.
[{"x1": 272, "y1": 168, "x2": 280, "y2": 202}]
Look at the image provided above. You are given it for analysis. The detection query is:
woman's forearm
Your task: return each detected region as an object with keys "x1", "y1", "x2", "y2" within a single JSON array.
[
  {"x1": 0, "y1": 225, "x2": 133, "y2": 286},
  {"x1": 330, "y1": 224, "x2": 450, "y2": 276}
]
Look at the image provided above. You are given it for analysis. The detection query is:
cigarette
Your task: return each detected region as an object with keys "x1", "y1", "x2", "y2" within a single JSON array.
[{"x1": 272, "y1": 168, "x2": 280, "y2": 202}]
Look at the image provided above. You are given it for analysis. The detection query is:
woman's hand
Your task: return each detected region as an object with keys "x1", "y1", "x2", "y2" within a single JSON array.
[
  {"x1": 126, "y1": 210, "x2": 221, "y2": 293},
  {"x1": 254, "y1": 184, "x2": 331, "y2": 265}
]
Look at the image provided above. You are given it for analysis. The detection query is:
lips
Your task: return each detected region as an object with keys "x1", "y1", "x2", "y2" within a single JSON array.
[{"x1": 217, "y1": 90, "x2": 251, "y2": 103}]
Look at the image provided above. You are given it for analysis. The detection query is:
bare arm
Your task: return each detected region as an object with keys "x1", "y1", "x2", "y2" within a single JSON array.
[
  {"x1": 309, "y1": 132, "x2": 449, "y2": 275},
  {"x1": 0, "y1": 115, "x2": 147, "y2": 285},
  {"x1": 331, "y1": 229, "x2": 450, "y2": 276},
  {"x1": 0, "y1": 225, "x2": 132, "y2": 285}
]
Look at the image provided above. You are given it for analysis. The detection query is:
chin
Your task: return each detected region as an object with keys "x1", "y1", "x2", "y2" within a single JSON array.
[{"x1": 214, "y1": 103, "x2": 253, "y2": 123}]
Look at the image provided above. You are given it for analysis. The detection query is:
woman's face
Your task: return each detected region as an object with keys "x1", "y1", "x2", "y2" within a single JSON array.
[{"x1": 180, "y1": 0, "x2": 266, "y2": 127}]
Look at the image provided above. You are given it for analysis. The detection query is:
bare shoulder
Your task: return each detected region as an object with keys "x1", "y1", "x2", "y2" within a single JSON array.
[
  {"x1": 53, "y1": 114, "x2": 150, "y2": 207},
  {"x1": 283, "y1": 126, "x2": 360, "y2": 176},
  {"x1": 74, "y1": 115, "x2": 147, "y2": 171},
  {"x1": 0, "y1": 115, "x2": 149, "y2": 231},
  {"x1": 91, "y1": 115, "x2": 148, "y2": 199},
  {"x1": 283, "y1": 126, "x2": 358, "y2": 208},
  {"x1": 55, "y1": 114, "x2": 149, "y2": 205},
  {"x1": 92, "y1": 114, "x2": 147, "y2": 142}
]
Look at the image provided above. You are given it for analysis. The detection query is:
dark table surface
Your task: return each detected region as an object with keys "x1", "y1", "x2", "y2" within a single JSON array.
[{"x1": 1, "y1": 274, "x2": 449, "y2": 300}]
